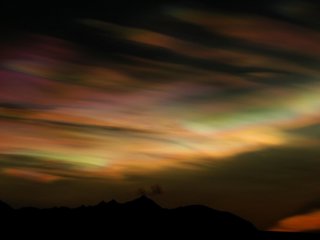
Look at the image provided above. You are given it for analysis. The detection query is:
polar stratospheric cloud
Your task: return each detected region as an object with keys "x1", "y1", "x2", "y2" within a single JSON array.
[{"x1": 1, "y1": 1, "x2": 320, "y2": 231}]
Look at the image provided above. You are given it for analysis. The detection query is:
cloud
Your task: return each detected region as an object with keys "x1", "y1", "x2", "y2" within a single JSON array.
[
  {"x1": 150, "y1": 184, "x2": 164, "y2": 196},
  {"x1": 270, "y1": 198, "x2": 320, "y2": 232},
  {"x1": 0, "y1": 2, "x2": 320, "y2": 229},
  {"x1": 169, "y1": 8, "x2": 320, "y2": 56},
  {"x1": 2, "y1": 168, "x2": 64, "y2": 183},
  {"x1": 270, "y1": 210, "x2": 320, "y2": 232},
  {"x1": 137, "y1": 184, "x2": 164, "y2": 197},
  {"x1": 0, "y1": 102, "x2": 51, "y2": 111},
  {"x1": 0, "y1": 153, "x2": 106, "y2": 182}
]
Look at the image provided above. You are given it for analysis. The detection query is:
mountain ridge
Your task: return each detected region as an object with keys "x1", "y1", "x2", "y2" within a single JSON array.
[{"x1": 1, "y1": 196, "x2": 319, "y2": 239}]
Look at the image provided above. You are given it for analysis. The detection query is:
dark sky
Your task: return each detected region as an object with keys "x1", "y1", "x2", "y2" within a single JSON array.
[{"x1": 1, "y1": 0, "x2": 320, "y2": 232}]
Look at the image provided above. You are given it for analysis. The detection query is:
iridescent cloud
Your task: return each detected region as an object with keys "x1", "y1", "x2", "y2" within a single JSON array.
[{"x1": 1, "y1": 1, "x2": 320, "y2": 231}]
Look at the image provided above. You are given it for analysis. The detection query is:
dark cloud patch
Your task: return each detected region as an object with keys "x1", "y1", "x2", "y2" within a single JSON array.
[
  {"x1": 287, "y1": 124, "x2": 320, "y2": 139},
  {"x1": 206, "y1": 146, "x2": 320, "y2": 186},
  {"x1": 2, "y1": 1, "x2": 319, "y2": 90},
  {"x1": 133, "y1": 145, "x2": 320, "y2": 228},
  {"x1": 73, "y1": 21, "x2": 319, "y2": 79},
  {"x1": 150, "y1": 184, "x2": 164, "y2": 196},
  {"x1": 197, "y1": 145, "x2": 320, "y2": 227},
  {"x1": 134, "y1": 19, "x2": 319, "y2": 71},
  {"x1": 0, "y1": 114, "x2": 157, "y2": 136},
  {"x1": 3, "y1": 1, "x2": 318, "y2": 31},
  {"x1": 37, "y1": 119, "x2": 156, "y2": 135},
  {"x1": 293, "y1": 198, "x2": 320, "y2": 215},
  {"x1": 70, "y1": 12, "x2": 320, "y2": 71},
  {"x1": 137, "y1": 184, "x2": 164, "y2": 197},
  {"x1": 0, "y1": 102, "x2": 54, "y2": 111},
  {"x1": 266, "y1": 0, "x2": 320, "y2": 30},
  {"x1": 0, "y1": 102, "x2": 56, "y2": 116},
  {"x1": 86, "y1": 40, "x2": 314, "y2": 87}
]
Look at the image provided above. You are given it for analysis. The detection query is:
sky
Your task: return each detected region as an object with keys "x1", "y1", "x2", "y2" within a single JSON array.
[{"x1": 1, "y1": 0, "x2": 320, "y2": 231}]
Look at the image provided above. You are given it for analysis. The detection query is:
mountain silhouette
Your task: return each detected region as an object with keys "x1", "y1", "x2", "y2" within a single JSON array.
[
  {"x1": 172, "y1": 204, "x2": 256, "y2": 233},
  {"x1": 0, "y1": 201, "x2": 12, "y2": 212},
  {"x1": 95, "y1": 199, "x2": 120, "y2": 210},
  {"x1": 122, "y1": 195, "x2": 161, "y2": 210},
  {"x1": 0, "y1": 196, "x2": 319, "y2": 239}
]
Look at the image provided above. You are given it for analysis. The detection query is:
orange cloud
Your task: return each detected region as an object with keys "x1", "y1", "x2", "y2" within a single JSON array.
[
  {"x1": 270, "y1": 210, "x2": 320, "y2": 232},
  {"x1": 2, "y1": 168, "x2": 64, "y2": 183}
]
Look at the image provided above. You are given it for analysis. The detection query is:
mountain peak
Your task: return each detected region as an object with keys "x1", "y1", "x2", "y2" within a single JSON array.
[
  {"x1": 136, "y1": 195, "x2": 156, "y2": 204},
  {"x1": 125, "y1": 195, "x2": 161, "y2": 210},
  {"x1": 97, "y1": 201, "x2": 108, "y2": 207},
  {"x1": 137, "y1": 194, "x2": 149, "y2": 201},
  {"x1": 0, "y1": 200, "x2": 12, "y2": 211},
  {"x1": 97, "y1": 199, "x2": 120, "y2": 208},
  {"x1": 107, "y1": 199, "x2": 120, "y2": 207},
  {"x1": 108, "y1": 199, "x2": 119, "y2": 205}
]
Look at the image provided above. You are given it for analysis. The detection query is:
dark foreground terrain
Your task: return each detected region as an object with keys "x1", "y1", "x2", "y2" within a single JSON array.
[{"x1": 0, "y1": 196, "x2": 319, "y2": 239}]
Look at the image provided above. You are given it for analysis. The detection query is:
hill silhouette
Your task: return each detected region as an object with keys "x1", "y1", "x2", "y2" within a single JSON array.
[
  {"x1": 0, "y1": 200, "x2": 12, "y2": 212},
  {"x1": 0, "y1": 196, "x2": 319, "y2": 239}
]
